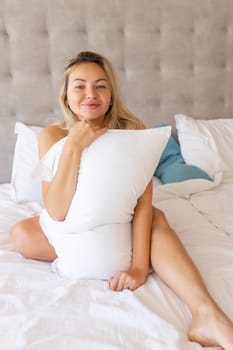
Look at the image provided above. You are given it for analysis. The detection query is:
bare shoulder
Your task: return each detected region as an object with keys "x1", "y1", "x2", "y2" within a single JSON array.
[{"x1": 38, "y1": 125, "x2": 67, "y2": 158}]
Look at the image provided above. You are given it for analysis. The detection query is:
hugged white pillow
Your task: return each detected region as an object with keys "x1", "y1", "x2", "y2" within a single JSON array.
[
  {"x1": 39, "y1": 127, "x2": 171, "y2": 280},
  {"x1": 11, "y1": 122, "x2": 42, "y2": 202},
  {"x1": 175, "y1": 114, "x2": 233, "y2": 180}
]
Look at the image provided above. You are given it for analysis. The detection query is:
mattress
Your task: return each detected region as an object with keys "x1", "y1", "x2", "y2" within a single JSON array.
[{"x1": 1, "y1": 180, "x2": 233, "y2": 350}]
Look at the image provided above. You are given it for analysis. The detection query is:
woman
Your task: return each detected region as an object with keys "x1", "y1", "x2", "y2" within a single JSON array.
[{"x1": 10, "y1": 51, "x2": 233, "y2": 349}]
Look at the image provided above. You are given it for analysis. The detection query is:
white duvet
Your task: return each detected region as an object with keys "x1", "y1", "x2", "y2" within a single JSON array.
[{"x1": 1, "y1": 179, "x2": 233, "y2": 350}]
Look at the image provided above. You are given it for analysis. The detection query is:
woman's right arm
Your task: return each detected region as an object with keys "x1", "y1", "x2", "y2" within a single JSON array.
[{"x1": 38, "y1": 121, "x2": 108, "y2": 221}]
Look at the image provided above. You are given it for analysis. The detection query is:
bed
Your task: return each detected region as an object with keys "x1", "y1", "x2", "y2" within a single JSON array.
[{"x1": 1, "y1": 1, "x2": 233, "y2": 349}]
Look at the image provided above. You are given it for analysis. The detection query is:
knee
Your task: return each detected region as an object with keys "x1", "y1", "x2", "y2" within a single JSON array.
[
  {"x1": 152, "y1": 208, "x2": 168, "y2": 227},
  {"x1": 152, "y1": 208, "x2": 172, "y2": 236},
  {"x1": 10, "y1": 221, "x2": 30, "y2": 257}
]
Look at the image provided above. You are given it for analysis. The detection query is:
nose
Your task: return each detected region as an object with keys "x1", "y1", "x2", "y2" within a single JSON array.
[{"x1": 86, "y1": 86, "x2": 97, "y2": 99}]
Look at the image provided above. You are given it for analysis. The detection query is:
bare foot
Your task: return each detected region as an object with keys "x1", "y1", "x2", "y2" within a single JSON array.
[{"x1": 188, "y1": 302, "x2": 233, "y2": 349}]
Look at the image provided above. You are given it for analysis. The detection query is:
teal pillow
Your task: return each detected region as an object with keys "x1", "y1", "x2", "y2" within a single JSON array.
[{"x1": 154, "y1": 124, "x2": 211, "y2": 184}]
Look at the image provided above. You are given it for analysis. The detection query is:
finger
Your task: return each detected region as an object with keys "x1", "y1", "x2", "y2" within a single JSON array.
[
  {"x1": 97, "y1": 124, "x2": 109, "y2": 131},
  {"x1": 130, "y1": 279, "x2": 143, "y2": 291},
  {"x1": 128, "y1": 281, "x2": 137, "y2": 291},
  {"x1": 77, "y1": 119, "x2": 87, "y2": 124},
  {"x1": 94, "y1": 126, "x2": 108, "y2": 138},
  {"x1": 115, "y1": 273, "x2": 129, "y2": 291},
  {"x1": 108, "y1": 277, "x2": 113, "y2": 289},
  {"x1": 124, "y1": 278, "x2": 135, "y2": 291},
  {"x1": 116, "y1": 278, "x2": 125, "y2": 291},
  {"x1": 108, "y1": 275, "x2": 119, "y2": 291},
  {"x1": 109, "y1": 273, "x2": 125, "y2": 291}
]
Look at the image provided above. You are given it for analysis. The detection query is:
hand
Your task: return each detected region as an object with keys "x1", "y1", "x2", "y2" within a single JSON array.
[
  {"x1": 67, "y1": 120, "x2": 108, "y2": 151},
  {"x1": 108, "y1": 268, "x2": 148, "y2": 292}
]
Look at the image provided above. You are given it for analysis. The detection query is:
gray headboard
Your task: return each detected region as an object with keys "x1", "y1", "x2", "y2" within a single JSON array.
[{"x1": 1, "y1": 0, "x2": 233, "y2": 182}]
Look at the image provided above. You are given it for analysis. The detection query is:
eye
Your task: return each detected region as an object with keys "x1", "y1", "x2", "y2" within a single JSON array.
[
  {"x1": 74, "y1": 85, "x2": 85, "y2": 90},
  {"x1": 96, "y1": 85, "x2": 107, "y2": 89}
]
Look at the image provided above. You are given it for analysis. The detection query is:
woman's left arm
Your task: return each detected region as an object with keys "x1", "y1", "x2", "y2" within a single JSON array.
[{"x1": 109, "y1": 180, "x2": 153, "y2": 291}]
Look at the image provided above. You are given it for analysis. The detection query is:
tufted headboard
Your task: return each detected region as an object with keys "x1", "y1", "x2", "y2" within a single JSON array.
[{"x1": 1, "y1": 0, "x2": 233, "y2": 183}]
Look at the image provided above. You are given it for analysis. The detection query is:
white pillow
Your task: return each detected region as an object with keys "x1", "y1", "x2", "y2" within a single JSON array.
[
  {"x1": 39, "y1": 127, "x2": 171, "y2": 280},
  {"x1": 11, "y1": 122, "x2": 42, "y2": 202},
  {"x1": 175, "y1": 114, "x2": 233, "y2": 180},
  {"x1": 153, "y1": 173, "x2": 222, "y2": 203}
]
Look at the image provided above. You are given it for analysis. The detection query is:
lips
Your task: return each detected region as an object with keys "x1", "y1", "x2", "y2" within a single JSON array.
[{"x1": 81, "y1": 103, "x2": 100, "y2": 108}]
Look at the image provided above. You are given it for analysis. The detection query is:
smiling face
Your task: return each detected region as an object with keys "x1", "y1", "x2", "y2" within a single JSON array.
[{"x1": 66, "y1": 63, "x2": 112, "y2": 126}]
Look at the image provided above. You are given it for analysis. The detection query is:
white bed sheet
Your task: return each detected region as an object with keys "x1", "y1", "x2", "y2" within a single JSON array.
[
  {"x1": 1, "y1": 182, "x2": 233, "y2": 350},
  {"x1": 190, "y1": 181, "x2": 233, "y2": 237}
]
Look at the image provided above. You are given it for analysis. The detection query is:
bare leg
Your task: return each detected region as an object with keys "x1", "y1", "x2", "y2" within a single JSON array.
[
  {"x1": 10, "y1": 216, "x2": 57, "y2": 261},
  {"x1": 151, "y1": 208, "x2": 233, "y2": 350}
]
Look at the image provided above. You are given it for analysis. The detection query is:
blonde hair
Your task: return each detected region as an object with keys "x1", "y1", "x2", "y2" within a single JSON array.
[{"x1": 58, "y1": 51, "x2": 145, "y2": 130}]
